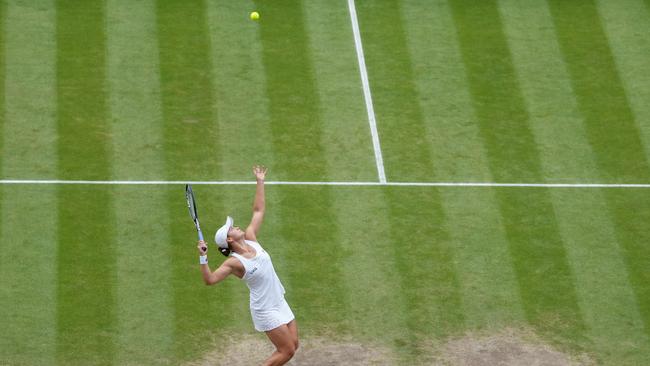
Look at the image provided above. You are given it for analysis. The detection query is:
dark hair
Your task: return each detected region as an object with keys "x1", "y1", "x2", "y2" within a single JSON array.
[{"x1": 219, "y1": 247, "x2": 231, "y2": 257}]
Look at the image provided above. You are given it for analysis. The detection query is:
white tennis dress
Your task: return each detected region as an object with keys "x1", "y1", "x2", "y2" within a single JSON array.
[{"x1": 231, "y1": 240, "x2": 295, "y2": 332}]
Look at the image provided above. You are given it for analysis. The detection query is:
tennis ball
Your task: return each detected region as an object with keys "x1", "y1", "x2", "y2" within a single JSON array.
[{"x1": 250, "y1": 11, "x2": 260, "y2": 21}]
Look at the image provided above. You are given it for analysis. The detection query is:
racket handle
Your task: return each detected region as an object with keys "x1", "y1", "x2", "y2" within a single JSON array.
[{"x1": 197, "y1": 229, "x2": 207, "y2": 252}]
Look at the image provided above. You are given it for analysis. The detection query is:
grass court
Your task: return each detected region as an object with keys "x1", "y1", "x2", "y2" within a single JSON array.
[{"x1": 1, "y1": 0, "x2": 650, "y2": 364}]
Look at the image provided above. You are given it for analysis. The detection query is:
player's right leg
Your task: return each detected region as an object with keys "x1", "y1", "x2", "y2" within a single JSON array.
[
  {"x1": 286, "y1": 319, "x2": 299, "y2": 351},
  {"x1": 263, "y1": 324, "x2": 296, "y2": 366}
]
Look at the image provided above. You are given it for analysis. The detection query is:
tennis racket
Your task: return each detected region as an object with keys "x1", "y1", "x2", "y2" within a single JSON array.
[{"x1": 185, "y1": 184, "x2": 206, "y2": 252}]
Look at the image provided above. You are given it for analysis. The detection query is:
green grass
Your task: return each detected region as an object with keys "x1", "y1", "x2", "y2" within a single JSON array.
[
  {"x1": 446, "y1": 2, "x2": 587, "y2": 345},
  {"x1": 383, "y1": 187, "x2": 465, "y2": 357},
  {"x1": 157, "y1": 0, "x2": 221, "y2": 180},
  {"x1": 357, "y1": 1, "x2": 433, "y2": 182},
  {"x1": 400, "y1": 0, "x2": 494, "y2": 182},
  {"x1": 55, "y1": 2, "x2": 117, "y2": 365},
  {"x1": 3, "y1": 1, "x2": 57, "y2": 180},
  {"x1": 1, "y1": 3, "x2": 58, "y2": 366},
  {"x1": 206, "y1": 1, "x2": 278, "y2": 179},
  {"x1": 498, "y1": 0, "x2": 602, "y2": 182},
  {"x1": 597, "y1": 0, "x2": 650, "y2": 167},
  {"x1": 546, "y1": 0, "x2": 650, "y2": 343},
  {"x1": 448, "y1": 0, "x2": 544, "y2": 183},
  {"x1": 0, "y1": 1, "x2": 4, "y2": 181},
  {"x1": 0, "y1": 13, "x2": 4, "y2": 357},
  {"x1": 1, "y1": 0, "x2": 650, "y2": 365},
  {"x1": 547, "y1": 0, "x2": 650, "y2": 182},
  {"x1": 253, "y1": 0, "x2": 329, "y2": 180},
  {"x1": 270, "y1": 187, "x2": 351, "y2": 332}
]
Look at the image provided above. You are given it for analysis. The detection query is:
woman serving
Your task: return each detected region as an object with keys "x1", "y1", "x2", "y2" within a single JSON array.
[{"x1": 197, "y1": 166, "x2": 298, "y2": 366}]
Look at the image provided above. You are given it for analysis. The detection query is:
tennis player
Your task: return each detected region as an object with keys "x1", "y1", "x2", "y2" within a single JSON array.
[{"x1": 197, "y1": 166, "x2": 298, "y2": 366}]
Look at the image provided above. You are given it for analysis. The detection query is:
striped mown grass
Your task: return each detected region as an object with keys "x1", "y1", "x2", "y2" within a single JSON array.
[
  {"x1": 0, "y1": 0, "x2": 4, "y2": 183},
  {"x1": 252, "y1": 0, "x2": 330, "y2": 181},
  {"x1": 157, "y1": 0, "x2": 221, "y2": 180},
  {"x1": 169, "y1": 186, "x2": 237, "y2": 363},
  {"x1": 302, "y1": 0, "x2": 378, "y2": 182},
  {"x1": 498, "y1": 0, "x2": 602, "y2": 182},
  {"x1": 267, "y1": 187, "x2": 351, "y2": 334},
  {"x1": 547, "y1": 0, "x2": 650, "y2": 183},
  {"x1": 550, "y1": 188, "x2": 650, "y2": 363},
  {"x1": 56, "y1": 0, "x2": 110, "y2": 180},
  {"x1": 384, "y1": 186, "x2": 465, "y2": 362},
  {"x1": 107, "y1": 1, "x2": 174, "y2": 364},
  {"x1": 1, "y1": 186, "x2": 58, "y2": 366},
  {"x1": 206, "y1": 0, "x2": 277, "y2": 180},
  {"x1": 250, "y1": 0, "x2": 356, "y2": 334},
  {"x1": 355, "y1": 0, "x2": 436, "y2": 182},
  {"x1": 332, "y1": 188, "x2": 411, "y2": 356},
  {"x1": 1, "y1": 2, "x2": 58, "y2": 365},
  {"x1": 108, "y1": 0, "x2": 166, "y2": 182},
  {"x1": 400, "y1": 0, "x2": 494, "y2": 183},
  {"x1": 499, "y1": 0, "x2": 650, "y2": 361},
  {"x1": 55, "y1": 1, "x2": 117, "y2": 365},
  {"x1": 595, "y1": 0, "x2": 650, "y2": 167},
  {"x1": 3, "y1": 1, "x2": 57, "y2": 180},
  {"x1": 448, "y1": 0, "x2": 545, "y2": 183},
  {"x1": 596, "y1": 0, "x2": 650, "y2": 348},
  {"x1": 0, "y1": 14, "x2": 5, "y2": 363},
  {"x1": 602, "y1": 191, "x2": 650, "y2": 338},
  {"x1": 447, "y1": 0, "x2": 587, "y2": 348},
  {"x1": 1, "y1": 1, "x2": 650, "y2": 365},
  {"x1": 547, "y1": 0, "x2": 650, "y2": 343},
  {"x1": 398, "y1": 2, "x2": 525, "y2": 334},
  {"x1": 155, "y1": 3, "x2": 238, "y2": 361}
]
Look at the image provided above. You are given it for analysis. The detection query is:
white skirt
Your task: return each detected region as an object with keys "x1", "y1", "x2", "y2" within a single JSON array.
[{"x1": 251, "y1": 298, "x2": 295, "y2": 332}]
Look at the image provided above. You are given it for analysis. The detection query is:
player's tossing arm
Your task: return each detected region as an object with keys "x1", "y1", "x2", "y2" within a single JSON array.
[{"x1": 246, "y1": 165, "x2": 267, "y2": 241}]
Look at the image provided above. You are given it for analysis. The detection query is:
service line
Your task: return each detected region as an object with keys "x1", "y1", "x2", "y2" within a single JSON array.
[{"x1": 1, "y1": 179, "x2": 649, "y2": 188}]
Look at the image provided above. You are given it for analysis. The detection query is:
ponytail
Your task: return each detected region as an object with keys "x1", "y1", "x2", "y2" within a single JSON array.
[{"x1": 219, "y1": 247, "x2": 231, "y2": 257}]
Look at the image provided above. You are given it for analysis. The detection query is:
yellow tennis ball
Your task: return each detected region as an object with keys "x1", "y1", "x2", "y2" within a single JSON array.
[{"x1": 250, "y1": 11, "x2": 260, "y2": 21}]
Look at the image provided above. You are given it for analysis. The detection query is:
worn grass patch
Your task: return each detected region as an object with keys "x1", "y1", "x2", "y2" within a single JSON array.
[
  {"x1": 186, "y1": 333, "x2": 396, "y2": 366},
  {"x1": 433, "y1": 327, "x2": 595, "y2": 366},
  {"x1": 185, "y1": 327, "x2": 598, "y2": 365}
]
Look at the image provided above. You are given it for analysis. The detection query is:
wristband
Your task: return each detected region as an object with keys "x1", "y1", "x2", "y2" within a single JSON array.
[{"x1": 199, "y1": 255, "x2": 208, "y2": 265}]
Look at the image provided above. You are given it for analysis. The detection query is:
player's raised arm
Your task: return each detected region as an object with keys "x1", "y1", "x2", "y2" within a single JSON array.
[{"x1": 246, "y1": 165, "x2": 267, "y2": 241}]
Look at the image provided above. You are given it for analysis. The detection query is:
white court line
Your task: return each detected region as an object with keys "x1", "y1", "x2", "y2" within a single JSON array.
[
  {"x1": 0, "y1": 179, "x2": 649, "y2": 188},
  {"x1": 347, "y1": 0, "x2": 387, "y2": 184}
]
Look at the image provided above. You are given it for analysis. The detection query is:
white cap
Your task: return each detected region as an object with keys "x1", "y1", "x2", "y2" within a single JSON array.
[{"x1": 214, "y1": 216, "x2": 233, "y2": 249}]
